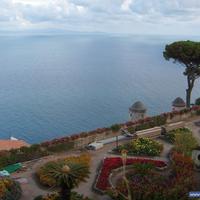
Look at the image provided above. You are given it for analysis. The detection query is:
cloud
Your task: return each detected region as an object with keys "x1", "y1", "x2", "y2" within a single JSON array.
[
  {"x1": 0, "y1": 0, "x2": 200, "y2": 35},
  {"x1": 121, "y1": 0, "x2": 132, "y2": 11}
]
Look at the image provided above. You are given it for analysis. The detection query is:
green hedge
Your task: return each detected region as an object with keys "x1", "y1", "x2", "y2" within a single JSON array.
[{"x1": 0, "y1": 142, "x2": 74, "y2": 169}]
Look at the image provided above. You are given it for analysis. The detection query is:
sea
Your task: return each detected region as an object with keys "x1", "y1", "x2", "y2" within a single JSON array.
[{"x1": 0, "y1": 34, "x2": 199, "y2": 143}]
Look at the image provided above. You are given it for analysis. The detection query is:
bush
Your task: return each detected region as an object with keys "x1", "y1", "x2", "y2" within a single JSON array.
[
  {"x1": 196, "y1": 110, "x2": 200, "y2": 116},
  {"x1": 126, "y1": 114, "x2": 167, "y2": 133},
  {"x1": 110, "y1": 124, "x2": 121, "y2": 132},
  {"x1": 195, "y1": 98, "x2": 200, "y2": 106},
  {"x1": 164, "y1": 132, "x2": 176, "y2": 143},
  {"x1": 0, "y1": 141, "x2": 75, "y2": 169},
  {"x1": 0, "y1": 178, "x2": 22, "y2": 200},
  {"x1": 117, "y1": 138, "x2": 163, "y2": 156},
  {"x1": 37, "y1": 154, "x2": 91, "y2": 187},
  {"x1": 46, "y1": 142, "x2": 74, "y2": 153},
  {"x1": 0, "y1": 145, "x2": 49, "y2": 169},
  {"x1": 34, "y1": 192, "x2": 92, "y2": 200},
  {"x1": 174, "y1": 130, "x2": 198, "y2": 156},
  {"x1": 162, "y1": 128, "x2": 197, "y2": 156}
]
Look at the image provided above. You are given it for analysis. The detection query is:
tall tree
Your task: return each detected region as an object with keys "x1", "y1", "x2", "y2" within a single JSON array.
[{"x1": 163, "y1": 41, "x2": 200, "y2": 107}]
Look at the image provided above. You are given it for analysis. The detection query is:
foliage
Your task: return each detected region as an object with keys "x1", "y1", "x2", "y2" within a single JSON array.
[
  {"x1": 195, "y1": 98, "x2": 200, "y2": 106},
  {"x1": 0, "y1": 178, "x2": 22, "y2": 200},
  {"x1": 163, "y1": 131, "x2": 176, "y2": 144},
  {"x1": 37, "y1": 154, "x2": 90, "y2": 187},
  {"x1": 174, "y1": 129, "x2": 198, "y2": 156},
  {"x1": 162, "y1": 128, "x2": 198, "y2": 156},
  {"x1": 37, "y1": 154, "x2": 90, "y2": 200},
  {"x1": 132, "y1": 163, "x2": 154, "y2": 176},
  {"x1": 196, "y1": 110, "x2": 200, "y2": 115},
  {"x1": 110, "y1": 153, "x2": 196, "y2": 200},
  {"x1": 0, "y1": 144, "x2": 49, "y2": 169},
  {"x1": 95, "y1": 157, "x2": 166, "y2": 192},
  {"x1": 163, "y1": 41, "x2": 200, "y2": 107},
  {"x1": 0, "y1": 141, "x2": 75, "y2": 169},
  {"x1": 137, "y1": 115, "x2": 167, "y2": 131},
  {"x1": 117, "y1": 138, "x2": 163, "y2": 156},
  {"x1": 34, "y1": 192, "x2": 92, "y2": 200},
  {"x1": 45, "y1": 142, "x2": 74, "y2": 153},
  {"x1": 162, "y1": 128, "x2": 191, "y2": 144},
  {"x1": 110, "y1": 124, "x2": 121, "y2": 132}
]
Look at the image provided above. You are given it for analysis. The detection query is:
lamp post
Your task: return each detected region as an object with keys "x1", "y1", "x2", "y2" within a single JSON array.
[
  {"x1": 121, "y1": 149, "x2": 131, "y2": 200},
  {"x1": 116, "y1": 135, "x2": 119, "y2": 149}
]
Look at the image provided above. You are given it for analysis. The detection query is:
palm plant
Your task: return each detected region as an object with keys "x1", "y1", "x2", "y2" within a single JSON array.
[{"x1": 41, "y1": 160, "x2": 90, "y2": 200}]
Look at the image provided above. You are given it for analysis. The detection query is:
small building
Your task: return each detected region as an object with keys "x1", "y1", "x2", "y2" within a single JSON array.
[
  {"x1": 172, "y1": 97, "x2": 186, "y2": 111},
  {"x1": 129, "y1": 101, "x2": 147, "y2": 121},
  {"x1": 0, "y1": 139, "x2": 30, "y2": 151}
]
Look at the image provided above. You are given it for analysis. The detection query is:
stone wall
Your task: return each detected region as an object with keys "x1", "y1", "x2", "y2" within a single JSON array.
[{"x1": 41, "y1": 106, "x2": 200, "y2": 149}]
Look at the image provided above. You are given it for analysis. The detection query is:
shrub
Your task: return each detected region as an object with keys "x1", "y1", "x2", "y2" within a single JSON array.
[
  {"x1": 196, "y1": 110, "x2": 200, "y2": 116},
  {"x1": 127, "y1": 126, "x2": 136, "y2": 134},
  {"x1": 0, "y1": 141, "x2": 75, "y2": 169},
  {"x1": 164, "y1": 132, "x2": 176, "y2": 144},
  {"x1": 46, "y1": 142, "x2": 74, "y2": 153},
  {"x1": 110, "y1": 124, "x2": 121, "y2": 132},
  {"x1": 195, "y1": 98, "x2": 200, "y2": 106},
  {"x1": 117, "y1": 138, "x2": 163, "y2": 156},
  {"x1": 132, "y1": 163, "x2": 154, "y2": 176},
  {"x1": 0, "y1": 145, "x2": 49, "y2": 169},
  {"x1": 37, "y1": 154, "x2": 91, "y2": 187},
  {"x1": 0, "y1": 178, "x2": 22, "y2": 200},
  {"x1": 34, "y1": 192, "x2": 92, "y2": 200},
  {"x1": 173, "y1": 130, "x2": 198, "y2": 156}
]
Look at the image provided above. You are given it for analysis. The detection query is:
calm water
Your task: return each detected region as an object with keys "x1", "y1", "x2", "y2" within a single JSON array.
[{"x1": 0, "y1": 34, "x2": 199, "y2": 143}]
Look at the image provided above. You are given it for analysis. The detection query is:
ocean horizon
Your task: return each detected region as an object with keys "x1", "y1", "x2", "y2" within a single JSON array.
[{"x1": 0, "y1": 34, "x2": 200, "y2": 144}]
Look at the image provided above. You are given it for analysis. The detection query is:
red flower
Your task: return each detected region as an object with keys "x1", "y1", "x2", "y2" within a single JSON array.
[{"x1": 95, "y1": 157, "x2": 167, "y2": 192}]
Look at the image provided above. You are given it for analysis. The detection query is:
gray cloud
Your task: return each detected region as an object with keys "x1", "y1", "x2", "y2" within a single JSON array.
[{"x1": 0, "y1": 0, "x2": 200, "y2": 35}]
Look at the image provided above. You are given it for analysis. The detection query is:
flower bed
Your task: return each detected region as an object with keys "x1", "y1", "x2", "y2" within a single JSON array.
[
  {"x1": 108, "y1": 153, "x2": 196, "y2": 200},
  {"x1": 116, "y1": 138, "x2": 163, "y2": 156},
  {"x1": 94, "y1": 157, "x2": 167, "y2": 193}
]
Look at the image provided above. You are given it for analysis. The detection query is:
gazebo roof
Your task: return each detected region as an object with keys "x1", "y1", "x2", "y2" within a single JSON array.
[
  {"x1": 129, "y1": 101, "x2": 147, "y2": 113},
  {"x1": 172, "y1": 97, "x2": 186, "y2": 107}
]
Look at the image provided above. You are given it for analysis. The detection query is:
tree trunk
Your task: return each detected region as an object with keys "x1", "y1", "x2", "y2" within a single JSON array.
[
  {"x1": 186, "y1": 76, "x2": 195, "y2": 108},
  {"x1": 60, "y1": 185, "x2": 71, "y2": 200},
  {"x1": 186, "y1": 88, "x2": 192, "y2": 108}
]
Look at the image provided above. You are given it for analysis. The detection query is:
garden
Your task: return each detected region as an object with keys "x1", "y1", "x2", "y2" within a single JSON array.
[
  {"x1": 114, "y1": 137, "x2": 163, "y2": 156},
  {"x1": 105, "y1": 128, "x2": 199, "y2": 200},
  {"x1": 94, "y1": 157, "x2": 167, "y2": 193},
  {"x1": 109, "y1": 152, "x2": 196, "y2": 200}
]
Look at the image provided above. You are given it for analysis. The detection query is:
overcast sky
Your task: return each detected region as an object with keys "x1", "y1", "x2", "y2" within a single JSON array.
[{"x1": 1, "y1": 0, "x2": 200, "y2": 35}]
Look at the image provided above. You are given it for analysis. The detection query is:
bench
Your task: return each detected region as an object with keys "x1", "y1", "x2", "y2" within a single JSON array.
[
  {"x1": 136, "y1": 127, "x2": 161, "y2": 139},
  {"x1": 165, "y1": 121, "x2": 185, "y2": 132}
]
